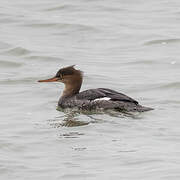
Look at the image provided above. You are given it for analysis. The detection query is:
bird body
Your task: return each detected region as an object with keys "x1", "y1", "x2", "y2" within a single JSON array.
[{"x1": 38, "y1": 65, "x2": 153, "y2": 112}]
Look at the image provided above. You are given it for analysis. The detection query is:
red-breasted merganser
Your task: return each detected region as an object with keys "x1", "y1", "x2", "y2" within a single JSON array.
[{"x1": 38, "y1": 65, "x2": 153, "y2": 112}]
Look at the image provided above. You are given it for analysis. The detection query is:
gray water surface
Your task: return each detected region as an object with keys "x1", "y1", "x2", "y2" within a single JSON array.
[{"x1": 1, "y1": 0, "x2": 180, "y2": 179}]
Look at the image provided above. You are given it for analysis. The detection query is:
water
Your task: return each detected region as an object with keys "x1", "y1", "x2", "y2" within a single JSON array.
[{"x1": 1, "y1": 0, "x2": 180, "y2": 179}]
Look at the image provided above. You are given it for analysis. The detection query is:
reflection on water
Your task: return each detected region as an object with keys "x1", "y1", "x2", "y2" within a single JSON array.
[
  {"x1": 61, "y1": 119, "x2": 89, "y2": 127},
  {"x1": 48, "y1": 111, "x2": 90, "y2": 128},
  {"x1": 48, "y1": 107, "x2": 144, "y2": 128},
  {"x1": 59, "y1": 132, "x2": 84, "y2": 139}
]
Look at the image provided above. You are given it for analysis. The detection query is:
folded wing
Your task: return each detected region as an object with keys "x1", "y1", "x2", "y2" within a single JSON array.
[{"x1": 76, "y1": 88, "x2": 138, "y2": 104}]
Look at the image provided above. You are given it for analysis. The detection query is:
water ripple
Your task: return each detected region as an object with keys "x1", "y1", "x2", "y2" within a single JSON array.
[
  {"x1": 144, "y1": 38, "x2": 180, "y2": 45},
  {"x1": 59, "y1": 132, "x2": 84, "y2": 138},
  {"x1": 1, "y1": 47, "x2": 31, "y2": 56},
  {"x1": 134, "y1": 82, "x2": 180, "y2": 92},
  {"x1": 0, "y1": 77, "x2": 37, "y2": 85},
  {"x1": 23, "y1": 22, "x2": 99, "y2": 32},
  {"x1": 44, "y1": 5, "x2": 78, "y2": 12},
  {"x1": 25, "y1": 55, "x2": 64, "y2": 62},
  {"x1": 0, "y1": 60, "x2": 22, "y2": 68},
  {"x1": 0, "y1": 41, "x2": 11, "y2": 50},
  {"x1": 124, "y1": 60, "x2": 155, "y2": 65},
  {"x1": 157, "y1": 82, "x2": 180, "y2": 90}
]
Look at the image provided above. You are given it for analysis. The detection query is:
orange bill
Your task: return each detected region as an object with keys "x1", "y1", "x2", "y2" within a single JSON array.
[{"x1": 38, "y1": 77, "x2": 59, "y2": 82}]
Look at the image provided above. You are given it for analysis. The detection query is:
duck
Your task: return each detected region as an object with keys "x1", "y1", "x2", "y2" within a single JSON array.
[{"x1": 38, "y1": 65, "x2": 153, "y2": 112}]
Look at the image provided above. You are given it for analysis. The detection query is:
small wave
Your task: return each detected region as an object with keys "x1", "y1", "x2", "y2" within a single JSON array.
[
  {"x1": 0, "y1": 77, "x2": 37, "y2": 85},
  {"x1": 23, "y1": 22, "x2": 99, "y2": 32},
  {"x1": 124, "y1": 159, "x2": 164, "y2": 166},
  {"x1": 23, "y1": 23, "x2": 58, "y2": 28},
  {"x1": 0, "y1": 41, "x2": 11, "y2": 50},
  {"x1": 124, "y1": 60, "x2": 155, "y2": 65},
  {"x1": 2, "y1": 47, "x2": 31, "y2": 56},
  {"x1": 130, "y1": 82, "x2": 180, "y2": 93},
  {"x1": 0, "y1": 60, "x2": 22, "y2": 68},
  {"x1": 0, "y1": 18, "x2": 18, "y2": 24},
  {"x1": 157, "y1": 100, "x2": 180, "y2": 105},
  {"x1": 44, "y1": 5, "x2": 77, "y2": 11},
  {"x1": 157, "y1": 82, "x2": 180, "y2": 90},
  {"x1": 25, "y1": 55, "x2": 64, "y2": 62},
  {"x1": 100, "y1": 6, "x2": 124, "y2": 12},
  {"x1": 144, "y1": 38, "x2": 180, "y2": 45},
  {"x1": 142, "y1": 82, "x2": 180, "y2": 92}
]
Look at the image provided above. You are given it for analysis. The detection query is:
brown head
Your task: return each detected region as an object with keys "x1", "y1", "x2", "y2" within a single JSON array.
[{"x1": 38, "y1": 65, "x2": 83, "y2": 97}]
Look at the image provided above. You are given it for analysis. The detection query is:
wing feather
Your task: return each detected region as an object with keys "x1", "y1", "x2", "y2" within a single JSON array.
[{"x1": 76, "y1": 88, "x2": 138, "y2": 104}]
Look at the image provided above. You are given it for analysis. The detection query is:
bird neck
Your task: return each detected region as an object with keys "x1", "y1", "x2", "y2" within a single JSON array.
[{"x1": 62, "y1": 80, "x2": 82, "y2": 98}]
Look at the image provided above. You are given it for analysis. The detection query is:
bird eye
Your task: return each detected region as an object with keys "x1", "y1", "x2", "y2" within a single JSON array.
[{"x1": 60, "y1": 74, "x2": 63, "y2": 79}]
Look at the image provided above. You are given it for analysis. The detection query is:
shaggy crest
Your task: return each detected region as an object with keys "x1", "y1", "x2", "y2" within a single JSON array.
[{"x1": 55, "y1": 65, "x2": 82, "y2": 78}]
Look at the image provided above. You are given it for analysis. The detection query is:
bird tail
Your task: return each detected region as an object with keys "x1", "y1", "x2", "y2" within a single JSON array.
[{"x1": 136, "y1": 105, "x2": 154, "y2": 112}]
